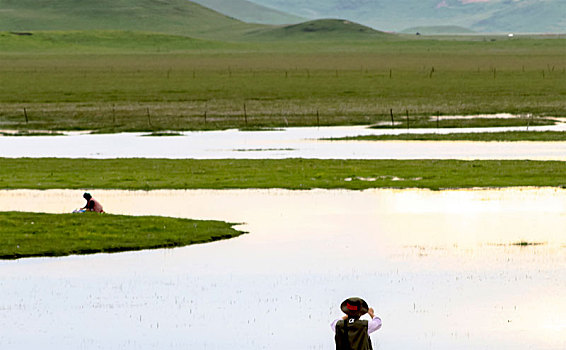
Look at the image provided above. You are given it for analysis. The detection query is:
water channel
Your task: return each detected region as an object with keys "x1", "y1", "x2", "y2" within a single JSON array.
[
  {"x1": 2, "y1": 121, "x2": 566, "y2": 160},
  {"x1": 0, "y1": 188, "x2": 564, "y2": 350}
]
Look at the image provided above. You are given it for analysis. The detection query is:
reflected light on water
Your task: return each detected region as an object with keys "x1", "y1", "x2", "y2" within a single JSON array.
[
  {"x1": 2, "y1": 124, "x2": 566, "y2": 159},
  {"x1": 0, "y1": 188, "x2": 564, "y2": 350}
]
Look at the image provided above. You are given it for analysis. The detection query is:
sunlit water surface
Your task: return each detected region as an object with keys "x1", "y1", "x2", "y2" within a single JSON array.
[
  {"x1": 0, "y1": 188, "x2": 564, "y2": 350},
  {"x1": 2, "y1": 122, "x2": 566, "y2": 159}
]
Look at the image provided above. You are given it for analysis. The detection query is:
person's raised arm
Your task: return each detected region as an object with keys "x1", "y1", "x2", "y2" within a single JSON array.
[{"x1": 367, "y1": 307, "x2": 382, "y2": 334}]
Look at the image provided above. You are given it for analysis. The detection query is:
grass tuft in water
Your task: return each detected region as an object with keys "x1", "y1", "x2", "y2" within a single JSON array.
[
  {"x1": 141, "y1": 131, "x2": 184, "y2": 137},
  {"x1": 511, "y1": 241, "x2": 545, "y2": 246}
]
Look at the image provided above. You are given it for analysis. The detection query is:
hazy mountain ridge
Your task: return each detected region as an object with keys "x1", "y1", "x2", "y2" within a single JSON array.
[
  {"x1": 247, "y1": 0, "x2": 566, "y2": 33},
  {"x1": 190, "y1": 0, "x2": 305, "y2": 25}
]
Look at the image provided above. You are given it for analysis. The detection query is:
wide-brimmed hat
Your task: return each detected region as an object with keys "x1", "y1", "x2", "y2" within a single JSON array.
[{"x1": 340, "y1": 297, "x2": 369, "y2": 317}]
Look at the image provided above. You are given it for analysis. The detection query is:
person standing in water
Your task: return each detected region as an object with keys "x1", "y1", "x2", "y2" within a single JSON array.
[
  {"x1": 81, "y1": 192, "x2": 104, "y2": 213},
  {"x1": 331, "y1": 297, "x2": 382, "y2": 350}
]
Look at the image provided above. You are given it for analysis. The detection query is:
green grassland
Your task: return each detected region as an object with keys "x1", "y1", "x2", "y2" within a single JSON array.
[
  {"x1": 0, "y1": 211, "x2": 244, "y2": 259},
  {"x1": 0, "y1": 31, "x2": 565, "y2": 132},
  {"x1": 2, "y1": 158, "x2": 566, "y2": 190},
  {"x1": 327, "y1": 131, "x2": 566, "y2": 142}
]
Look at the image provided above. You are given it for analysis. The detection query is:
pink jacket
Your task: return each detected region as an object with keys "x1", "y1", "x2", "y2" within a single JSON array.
[{"x1": 88, "y1": 198, "x2": 104, "y2": 213}]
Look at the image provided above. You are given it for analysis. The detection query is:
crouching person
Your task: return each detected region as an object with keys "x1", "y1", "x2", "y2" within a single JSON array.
[{"x1": 82, "y1": 192, "x2": 104, "y2": 213}]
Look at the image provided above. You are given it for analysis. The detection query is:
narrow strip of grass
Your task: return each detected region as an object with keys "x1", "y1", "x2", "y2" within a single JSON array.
[
  {"x1": 0, "y1": 211, "x2": 244, "y2": 259},
  {"x1": 1, "y1": 158, "x2": 566, "y2": 190},
  {"x1": 325, "y1": 131, "x2": 566, "y2": 142},
  {"x1": 370, "y1": 117, "x2": 556, "y2": 129},
  {"x1": 0, "y1": 131, "x2": 64, "y2": 136}
]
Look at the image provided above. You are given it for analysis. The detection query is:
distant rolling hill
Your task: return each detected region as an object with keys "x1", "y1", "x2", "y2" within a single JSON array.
[
  {"x1": 0, "y1": 0, "x2": 394, "y2": 42},
  {"x1": 248, "y1": 0, "x2": 566, "y2": 33},
  {"x1": 190, "y1": 0, "x2": 305, "y2": 25},
  {"x1": 247, "y1": 19, "x2": 391, "y2": 40},
  {"x1": 0, "y1": 0, "x2": 263, "y2": 40}
]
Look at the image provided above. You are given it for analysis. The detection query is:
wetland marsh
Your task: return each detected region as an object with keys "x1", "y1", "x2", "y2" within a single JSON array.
[
  {"x1": 0, "y1": 188, "x2": 564, "y2": 350},
  {"x1": 1, "y1": 20, "x2": 565, "y2": 350}
]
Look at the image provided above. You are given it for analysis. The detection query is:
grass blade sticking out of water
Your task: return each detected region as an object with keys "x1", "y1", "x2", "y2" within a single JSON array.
[{"x1": 0, "y1": 211, "x2": 245, "y2": 259}]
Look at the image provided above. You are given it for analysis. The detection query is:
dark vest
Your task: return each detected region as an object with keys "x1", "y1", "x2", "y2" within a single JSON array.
[{"x1": 335, "y1": 318, "x2": 373, "y2": 350}]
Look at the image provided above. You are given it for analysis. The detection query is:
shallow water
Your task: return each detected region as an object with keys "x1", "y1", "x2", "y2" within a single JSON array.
[
  {"x1": 2, "y1": 122, "x2": 566, "y2": 159},
  {"x1": 0, "y1": 188, "x2": 564, "y2": 350}
]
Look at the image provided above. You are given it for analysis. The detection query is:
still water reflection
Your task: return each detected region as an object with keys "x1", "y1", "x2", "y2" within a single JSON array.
[
  {"x1": 2, "y1": 124, "x2": 566, "y2": 159},
  {"x1": 0, "y1": 188, "x2": 564, "y2": 350}
]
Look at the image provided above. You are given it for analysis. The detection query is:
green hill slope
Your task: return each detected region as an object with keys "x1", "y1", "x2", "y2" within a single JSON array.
[
  {"x1": 191, "y1": 0, "x2": 304, "y2": 25},
  {"x1": 0, "y1": 0, "x2": 264, "y2": 40}
]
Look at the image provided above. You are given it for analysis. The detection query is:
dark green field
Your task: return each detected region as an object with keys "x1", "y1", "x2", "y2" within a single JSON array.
[
  {"x1": 2, "y1": 158, "x2": 566, "y2": 190},
  {"x1": 0, "y1": 31, "x2": 565, "y2": 132},
  {"x1": 0, "y1": 211, "x2": 244, "y2": 259}
]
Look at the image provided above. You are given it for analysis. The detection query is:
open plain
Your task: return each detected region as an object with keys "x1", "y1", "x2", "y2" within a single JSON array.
[{"x1": 1, "y1": 31, "x2": 565, "y2": 132}]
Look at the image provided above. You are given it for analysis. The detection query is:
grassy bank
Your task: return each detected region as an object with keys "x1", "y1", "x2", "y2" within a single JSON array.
[
  {"x1": 370, "y1": 117, "x2": 556, "y2": 129},
  {"x1": 1, "y1": 158, "x2": 566, "y2": 190},
  {"x1": 0, "y1": 32, "x2": 565, "y2": 132},
  {"x1": 326, "y1": 131, "x2": 566, "y2": 142},
  {"x1": 0, "y1": 211, "x2": 244, "y2": 259}
]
